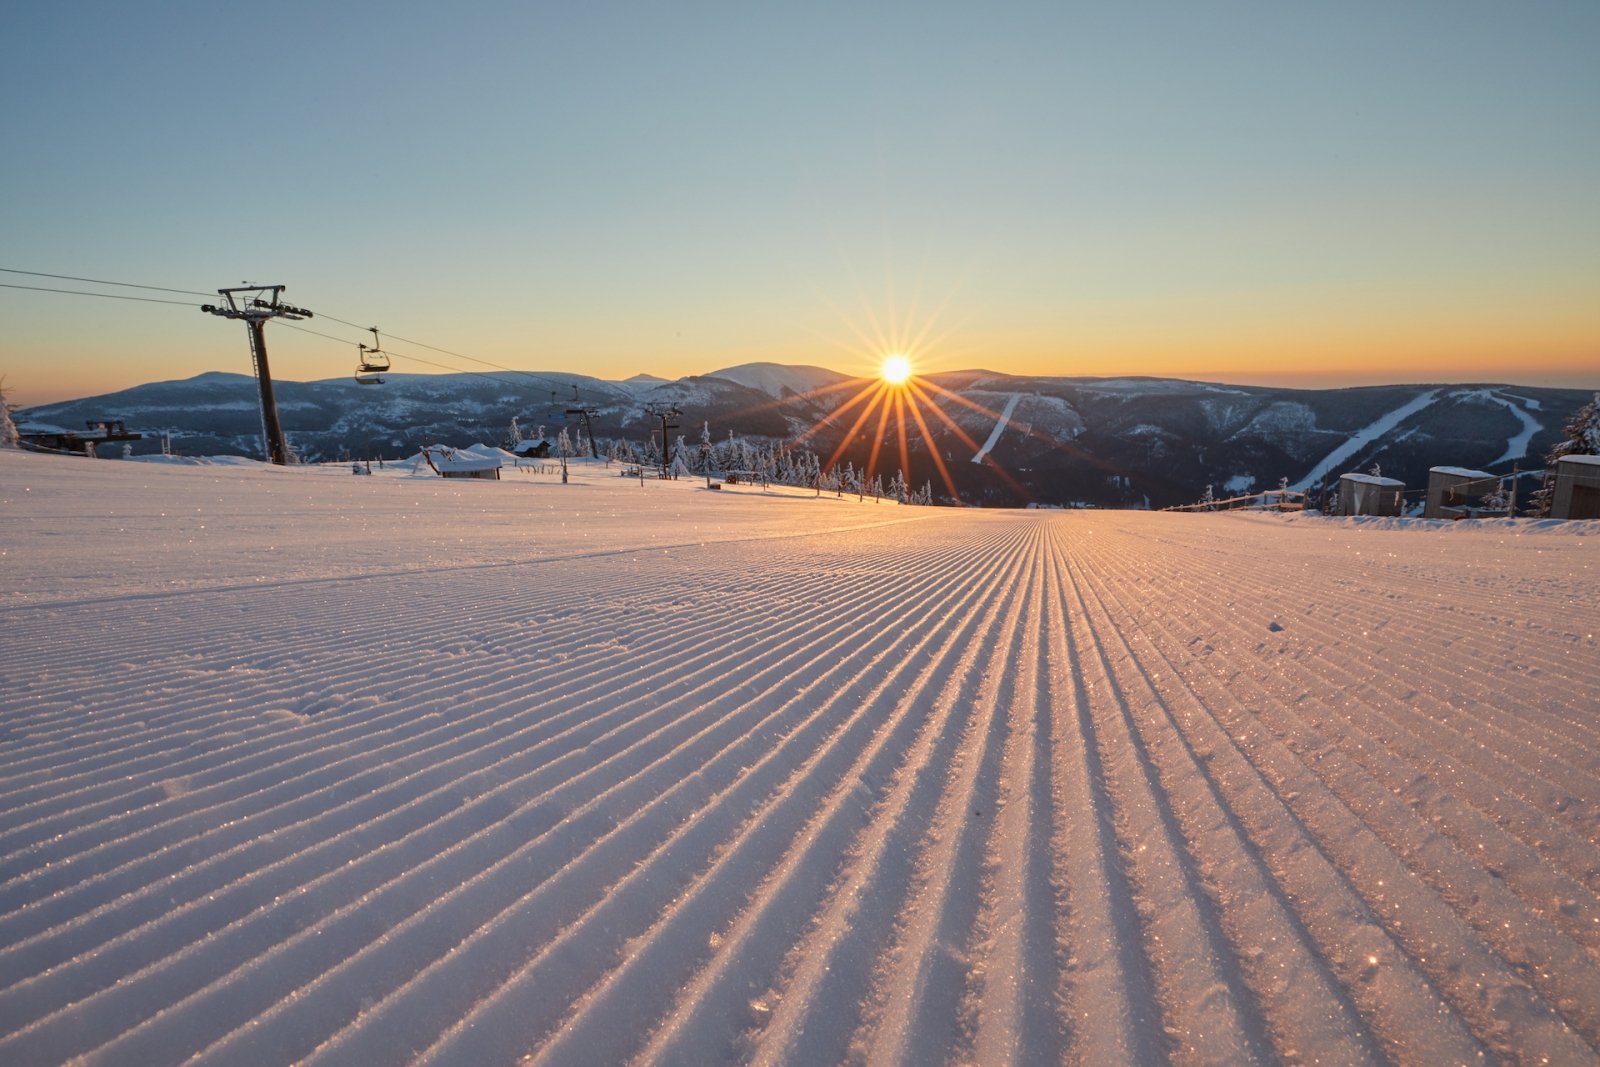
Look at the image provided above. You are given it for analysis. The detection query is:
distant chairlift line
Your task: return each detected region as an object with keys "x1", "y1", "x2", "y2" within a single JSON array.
[{"x1": 355, "y1": 327, "x2": 390, "y2": 385}]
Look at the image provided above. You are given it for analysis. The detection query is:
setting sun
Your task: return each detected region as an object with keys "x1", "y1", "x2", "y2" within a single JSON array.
[{"x1": 881, "y1": 355, "x2": 912, "y2": 385}]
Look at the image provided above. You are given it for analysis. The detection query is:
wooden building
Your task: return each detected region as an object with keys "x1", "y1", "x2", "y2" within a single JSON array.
[
  {"x1": 1550, "y1": 454, "x2": 1600, "y2": 520},
  {"x1": 17, "y1": 419, "x2": 142, "y2": 457},
  {"x1": 1424, "y1": 466, "x2": 1500, "y2": 519},
  {"x1": 1338, "y1": 472, "x2": 1404, "y2": 517},
  {"x1": 420, "y1": 445, "x2": 502, "y2": 480}
]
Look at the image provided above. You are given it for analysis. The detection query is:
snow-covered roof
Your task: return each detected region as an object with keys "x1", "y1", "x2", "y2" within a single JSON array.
[
  {"x1": 1339, "y1": 473, "x2": 1405, "y2": 487},
  {"x1": 425, "y1": 446, "x2": 501, "y2": 472},
  {"x1": 463, "y1": 443, "x2": 518, "y2": 461},
  {"x1": 1429, "y1": 466, "x2": 1493, "y2": 479},
  {"x1": 1557, "y1": 453, "x2": 1600, "y2": 467}
]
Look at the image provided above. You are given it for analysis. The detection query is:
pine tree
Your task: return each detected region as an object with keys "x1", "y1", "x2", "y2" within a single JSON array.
[{"x1": 1531, "y1": 392, "x2": 1600, "y2": 517}]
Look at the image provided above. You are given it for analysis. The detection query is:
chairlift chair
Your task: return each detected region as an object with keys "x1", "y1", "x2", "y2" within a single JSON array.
[{"x1": 355, "y1": 326, "x2": 390, "y2": 385}]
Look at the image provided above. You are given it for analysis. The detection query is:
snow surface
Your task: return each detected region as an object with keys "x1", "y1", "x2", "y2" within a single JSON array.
[
  {"x1": 1454, "y1": 389, "x2": 1544, "y2": 466},
  {"x1": 704, "y1": 363, "x2": 851, "y2": 400},
  {"x1": 1289, "y1": 390, "x2": 1442, "y2": 492},
  {"x1": 971, "y1": 393, "x2": 1022, "y2": 464},
  {"x1": 3, "y1": 451, "x2": 1600, "y2": 1065}
]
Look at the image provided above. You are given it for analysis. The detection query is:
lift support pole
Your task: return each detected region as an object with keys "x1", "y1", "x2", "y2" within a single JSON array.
[
  {"x1": 650, "y1": 406, "x2": 681, "y2": 479},
  {"x1": 564, "y1": 407, "x2": 600, "y2": 458},
  {"x1": 201, "y1": 285, "x2": 312, "y2": 465}
]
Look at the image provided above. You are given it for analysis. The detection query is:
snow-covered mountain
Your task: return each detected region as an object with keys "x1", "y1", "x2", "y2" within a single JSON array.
[
  {"x1": 704, "y1": 362, "x2": 852, "y2": 401},
  {"x1": 19, "y1": 368, "x2": 1592, "y2": 508}
]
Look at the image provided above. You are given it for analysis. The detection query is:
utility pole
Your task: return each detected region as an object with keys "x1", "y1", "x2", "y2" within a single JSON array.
[
  {"x1": 200, "y1": 285, "x2": 311, "y2": 465},
  {"x1": 649, "y1": 406, "x2": 681, "y2": 479}
]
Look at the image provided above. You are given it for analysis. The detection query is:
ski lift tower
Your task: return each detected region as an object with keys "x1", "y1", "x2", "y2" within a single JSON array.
[
  {"x1": 564, "y1": 402, "x2": 601, "y2": 458},
  {"x1": 648, "y1": 405, "x2": 682, "y2": 479},
  {"x1": 200, "y1": 284, "x2": 312, "y2": 465}
]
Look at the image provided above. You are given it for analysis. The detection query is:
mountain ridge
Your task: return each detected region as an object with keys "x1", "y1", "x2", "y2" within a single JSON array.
[{"x1": 19, "y1": 365, "x2": 1592, "y2": 508}]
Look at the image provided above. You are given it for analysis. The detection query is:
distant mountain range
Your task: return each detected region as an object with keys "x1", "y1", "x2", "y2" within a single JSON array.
[{"x1": 18, "y1": 363, "x2": 1592, "y2": 508}]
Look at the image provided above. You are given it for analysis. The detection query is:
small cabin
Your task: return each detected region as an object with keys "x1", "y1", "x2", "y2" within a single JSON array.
[
  {"x1": 511, "y1": 439, "x2": 551, "y2": 459},
  {"x1": 1424, "y1": 466, "x2": 1500, "y2": 519},
  {"x1": 1550, "y1": 454, "x2": 1600, "y2": 520},
  {"x1": 421, "y1": 445, "x2": 502, "y2": 480},
  {"x1": 1338, "y1": 472, "x2": 1404, "y2": 517},
  {"x1": 18, "y1": 418, "x2": 142, "y2": 457}
]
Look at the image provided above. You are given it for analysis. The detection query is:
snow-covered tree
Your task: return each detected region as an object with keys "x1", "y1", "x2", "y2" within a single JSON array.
[
  {"x1": 1531, "y1": 392, "x2": 1600, "y2": 516},
  {"x1": 0, "y1": 377, "x2": 18, "y2": 449},
  {"x1": 504, "y1": 417, "x2": 523, "y2": 448},
  {"x1": 557, "y1": 427, "x2": 572, "y2": 457},
  {"x1": 699, "y1": 421, "x2": 714, "y2": 471}
]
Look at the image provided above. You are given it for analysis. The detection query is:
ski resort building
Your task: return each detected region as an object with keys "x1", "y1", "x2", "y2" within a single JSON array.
[
  {"x1": 1550, "y1": 454, "x2": 1600, "y2": 519},
  {"x1": 511, "y1": 439, "x2": 551, "y2": 459},
  {"x1": 17, "y1": 419, "x2": 142, "y2": 457},
  {"x1": 1424, "y1": 466, "x2": 1500, "y2": 519},
  {"x1": 1337, "y1": 472, "x2": 1404, "y2": 516},
  {"x1": 420, "y1": 446, "x2": 503, "y2": 480}
]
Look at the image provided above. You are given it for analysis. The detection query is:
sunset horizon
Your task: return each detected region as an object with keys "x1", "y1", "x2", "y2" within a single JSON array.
[{"x1": 4, "y1": 3, "x2": 1595, "y2": 409}]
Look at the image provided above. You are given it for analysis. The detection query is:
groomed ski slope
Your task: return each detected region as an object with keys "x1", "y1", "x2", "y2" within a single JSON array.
[{"x1": 2, "y1": 452, "x2": 1599, "y2": 1066}]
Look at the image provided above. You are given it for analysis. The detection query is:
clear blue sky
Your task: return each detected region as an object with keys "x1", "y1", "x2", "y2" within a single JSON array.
[{"x1": 4, "y1": 1, "x2": 1597, "y2": 407}]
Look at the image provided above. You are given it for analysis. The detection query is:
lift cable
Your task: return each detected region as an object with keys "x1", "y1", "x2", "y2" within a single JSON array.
[
  {"x1": 3, "y1": 266, "x2": 609, "y2": 403},
  {"x1": 312, "y1": 309, "x2": 602, "y2": 403},
  {"x1": 0, "y1": 267, "x2": 215, "y2": 298},
  {"x1": 0, "y1": 282, "x2": 203, "y2": 307},
  {"x1": 275, "y1": 320, "x2": 537, "y2": 392}
]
